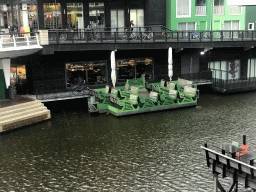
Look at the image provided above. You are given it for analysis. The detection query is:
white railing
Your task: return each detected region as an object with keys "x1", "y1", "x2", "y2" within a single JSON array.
[
  {"x1": 195, "y1": 6, "x2": 207, "y2": 16},
  {"x1": 0, "y1": 33, "x2": 40, "y2": 49},
  {"x1": 214, "y1": 6, "x2": 225, "y2": 15}
]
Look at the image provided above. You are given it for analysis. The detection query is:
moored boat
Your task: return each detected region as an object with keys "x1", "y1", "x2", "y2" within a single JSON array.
[{"x1": 88, "y1": 78, "x2": 199, "y2": 116}]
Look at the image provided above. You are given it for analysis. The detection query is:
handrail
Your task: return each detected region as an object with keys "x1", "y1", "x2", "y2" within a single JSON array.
[
  {"x1": 0, "y1": 32, "x2": 40, "y2": 49},
  {"x1": 45, "y1": 29, "x2": 256, "y2": 45},
  {"x1": 201, "y1": 145, "x2": 256, "y2": 170}
]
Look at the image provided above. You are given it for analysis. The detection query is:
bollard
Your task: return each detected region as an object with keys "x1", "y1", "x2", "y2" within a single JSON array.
[{"x1": 243, "y1": 135, "x2": 246, "y2": 145}]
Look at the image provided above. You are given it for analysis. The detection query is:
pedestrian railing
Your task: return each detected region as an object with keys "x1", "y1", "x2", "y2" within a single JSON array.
[
  {"x1": 36, "y1": 86, "x2": 90, "y2": 101},
  {"x1": 0, "y1": 32, "x2": 40, "y2": 49},
  {"x1": 45, "y1": 27, "x2": 256, "y2": 45}
]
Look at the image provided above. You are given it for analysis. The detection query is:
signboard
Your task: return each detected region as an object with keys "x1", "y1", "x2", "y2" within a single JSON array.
[{"x1": 227, "y1": 0, "x2": 256, "y2": 5}]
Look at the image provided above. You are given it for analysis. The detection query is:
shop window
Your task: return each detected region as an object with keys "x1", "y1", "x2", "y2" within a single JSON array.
[
  {"x1": 11, "y1": 65, "x2": 27, "y2": 94},
  {"x1": 117, "y1": 58, "x2": 153, "y2": 82},
  {"x1": 43, "y1": 3, "x2": 62, "y2": 29},
  {"x1": 66, "y1": 60, "x2": 106, "y2": 87},
  {"x1": 19, "y1": 3, "x2": 38, "y2": 32},
  {"x1": 67, "y1": 3, "x2": 83, "y2": 29},
  {"x1": 0, "y1": 4, "x2": 12, "y2": 29},
  {"x1": 89, "y1": 2, "x2": 105, "y2": 29}
]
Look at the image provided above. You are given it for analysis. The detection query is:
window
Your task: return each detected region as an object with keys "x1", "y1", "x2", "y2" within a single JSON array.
[
  {"x1": 66, "y1": 61, "x2": 107, "y2": 87},
  {"x1": 43, "y1": 3, "x2": 62, "y2": 29},
  {"x1": 248, "y1": 23, "x2": 254, "y2": 30},
  {"x1": 224, "y1": 20, "x2": 239, "y2": 38},
  {"x1": 176, "y1": 0, "x2": 191, "y2": 18},
  {"x1": 19, "y1": 3, "x2": 38, "y2": 31},
  {"x1": 67, "y1": 3, "x2": 83, "y2": 29},
  {"x1": 196, "y1": 0, "x2": 206, "y2": 6},
  {"x1": 195, "y1": 0, "x2": 207, "y2": 16},
  {"x1": 0, "y1": 4, "x2": 12, "y2": 29},
  {"x1": 248, "y1": 58, "x2": 256, "y2": 78},
  {"x1": 178, "y1": 22, "x2": 196, "y2": 30},
  {"x1": 230, "y1": 6, "x2": 242, "y2": 15},
  {"x1": 130, "y1": 9, "x2": 144, "y2": 31},
  {"x1": 214, "y1": 0, "x2": 224, "y2": 6},
  {"x1": 214, "y1": 0, "x2": 224, "y2": 15},
  {"x1": 117, "y1": 58, "x2": 153, "y2": 81},
  {"x1": 89, "y1": 2, "x2": 105, "y2": 29}
]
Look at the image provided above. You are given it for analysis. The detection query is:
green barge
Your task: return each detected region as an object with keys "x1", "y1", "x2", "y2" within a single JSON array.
[{"x1": 88, "y1": 78, "x2": 199, "y2": 116}]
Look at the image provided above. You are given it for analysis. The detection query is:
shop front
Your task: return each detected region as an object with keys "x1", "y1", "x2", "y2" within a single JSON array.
[
  {"x1": 10, "y1": 64, "x2": 27, "y2": 94},
  {"x1": 66, "y1": 60, "x2": 107, "y2": 87},
  {"x1": 0, "y1": 0, "x2": 38, "y2": 34},
  {"x1": 117, "y1": 58, "x2": 153, "y2": 82}
]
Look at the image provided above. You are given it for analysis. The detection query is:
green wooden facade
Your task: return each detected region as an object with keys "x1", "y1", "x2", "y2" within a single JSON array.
[{"x1": 166, "y1": 0, "x2": 246, "y2": 31}]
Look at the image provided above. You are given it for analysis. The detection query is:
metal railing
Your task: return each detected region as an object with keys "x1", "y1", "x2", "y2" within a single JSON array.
[
  {"x1": 212, "y1": 78, "x2": 256, "y2": 91},
  {"x1": 0, "y1": 32, "x2": 40, "y2": 49},
  {"x1": 36, "y1": 85, "x2": 89, "y2": 101},
  {"x1": 45, "y1": 28, "x2": 256, "y2": 45}
]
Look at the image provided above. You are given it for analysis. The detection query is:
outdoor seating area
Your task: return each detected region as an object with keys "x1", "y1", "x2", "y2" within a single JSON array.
[{"x1": 88, "y1": 78, "x2": 199, "y2": 116}]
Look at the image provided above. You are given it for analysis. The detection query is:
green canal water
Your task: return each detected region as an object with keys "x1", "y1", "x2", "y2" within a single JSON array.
[{"x1": 1, "y1": 85, "x2": 256, "y2": 191}]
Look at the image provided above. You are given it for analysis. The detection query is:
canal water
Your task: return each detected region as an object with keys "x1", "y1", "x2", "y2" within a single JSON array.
[{"x1": 1, "y1": 85, "x2": 256, "y2": 191}]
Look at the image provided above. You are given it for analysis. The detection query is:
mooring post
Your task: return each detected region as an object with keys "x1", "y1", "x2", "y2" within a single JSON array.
[
  {"x1": 243, "y1": 135, "x2": 246, "y2": 145},
  {"x1": 213, "y1": 173, "x2": 218, "y2": 192}
]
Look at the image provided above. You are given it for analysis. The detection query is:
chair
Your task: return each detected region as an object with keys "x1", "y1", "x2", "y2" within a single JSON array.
[
  {"x1": 236, "y1": 144, "x2": 249, "y2": 160},
  {"x1": 121, "y1": 86, "x2": 139, "y2": 99},
  {"x1": 177, "y1": 78, "x2": 193, "y2": 92},
  {"x1": 140, "y1": 91, "x2": 159, "y2": 109},
  {"x1": 159, "y1": 81, "x2": 176, "y2": 94},
  {"x1": 178, "y1": 86, "x2": 197, "y2": 104},
  {"x1": 160, "y1": 89, "x2": 178, "y2": 105},
  {"x1": 117, "y1": 93, "x2": 139, "y2": 111}
]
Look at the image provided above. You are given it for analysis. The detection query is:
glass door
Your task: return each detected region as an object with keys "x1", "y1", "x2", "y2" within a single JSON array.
[
  {"x1": 130, "y1": 9, "x2": 144, "y2": 32},
  {"x1": 111, "y1": 9, "x2": 124, "y2": 36}
]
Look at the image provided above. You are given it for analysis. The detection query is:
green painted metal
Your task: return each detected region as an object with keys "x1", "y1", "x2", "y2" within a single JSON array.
[
  {"x1": 89, "y1": 78, "x2": 198, "y2": 116},
  {"x1": 0, "y1": 70, "x2": 5, "y2": 99}
]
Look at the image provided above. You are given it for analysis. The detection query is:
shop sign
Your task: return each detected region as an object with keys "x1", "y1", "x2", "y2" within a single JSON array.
[{"x1": 29, "y1": 12, "x2": 36, "y2": 19}]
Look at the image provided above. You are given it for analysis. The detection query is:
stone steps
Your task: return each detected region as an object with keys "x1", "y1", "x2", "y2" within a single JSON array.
[{"x1": 0, "y1": 99, "x2": 51, "y2": 132}]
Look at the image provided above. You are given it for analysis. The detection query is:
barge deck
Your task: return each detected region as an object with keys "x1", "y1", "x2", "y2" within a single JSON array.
[{"x1": 88, "y1": 78, "x2": 199, "y2": 116}]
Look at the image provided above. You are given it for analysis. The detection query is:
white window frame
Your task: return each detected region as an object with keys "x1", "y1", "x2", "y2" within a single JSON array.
[
  {"x1": 248, "y1": 23, "x2": 254, "y2": 30},
  {"x1": 176, "y1": 0, "x2": 191, "y2": 18}
]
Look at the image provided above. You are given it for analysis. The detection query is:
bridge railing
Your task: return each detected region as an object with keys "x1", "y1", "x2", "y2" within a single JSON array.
[
  {"x1": 44, "y1": 28, "x2": 256, "y2": 44},
  {"x1": 0, "y1": 32, "x2": 40, "y2": 49}
]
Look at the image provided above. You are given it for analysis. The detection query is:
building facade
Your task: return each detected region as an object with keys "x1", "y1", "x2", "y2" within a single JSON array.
[{"x1": 166, "y1": 0, "x2": 246, "y2": 31}]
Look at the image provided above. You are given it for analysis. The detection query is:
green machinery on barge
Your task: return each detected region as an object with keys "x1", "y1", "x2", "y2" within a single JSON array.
[{"x1": 88, "y1": 78, "x2": 199, "y2": 116}]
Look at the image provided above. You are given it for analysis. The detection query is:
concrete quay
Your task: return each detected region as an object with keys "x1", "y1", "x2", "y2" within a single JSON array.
[{"x1": 0, "y1": 96, "x2": 51, "y2": 132}]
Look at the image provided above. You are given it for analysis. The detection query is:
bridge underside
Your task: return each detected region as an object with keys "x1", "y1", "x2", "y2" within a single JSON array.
[
  {"x1": 0, "y1": 46, "x2": 42, "y2": 59},
  {"x1": 42, "y1": 41, "x2": 256, "y2": 53}
]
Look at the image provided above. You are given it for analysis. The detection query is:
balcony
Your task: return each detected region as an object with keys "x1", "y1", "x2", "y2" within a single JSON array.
[
  {"x1": 0, "y1": 32, "x2": 42, "y2": 59},
  {"x1": 195, "y1": 6, "x2": 207, "y2": 16},
  {"x1": 214, "y1": 6, "x2": 225, "y2": 15}
]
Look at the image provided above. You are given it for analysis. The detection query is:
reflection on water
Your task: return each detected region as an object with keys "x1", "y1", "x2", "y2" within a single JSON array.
[{"x1": 1, "y1": 87, "x2": 256, "y2": 191}]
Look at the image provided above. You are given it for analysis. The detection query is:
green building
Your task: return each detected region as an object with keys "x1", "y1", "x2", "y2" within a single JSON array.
[{"x1": 166, "y1": 0, "x2": 246, "y2": 31}]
